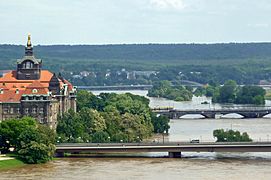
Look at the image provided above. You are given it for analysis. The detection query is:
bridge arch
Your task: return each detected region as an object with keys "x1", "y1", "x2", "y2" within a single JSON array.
[
  {"x1": 179, "y1": 114, "x2": 206, "y2": 119},
  {"x1": 220, "y1": 113, "x2": 244, "y2": 119}
]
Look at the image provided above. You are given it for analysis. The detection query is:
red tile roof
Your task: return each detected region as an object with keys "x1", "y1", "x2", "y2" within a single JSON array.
[{"x1": 0, "y1": 70, "x2": 73, "y2": 102}]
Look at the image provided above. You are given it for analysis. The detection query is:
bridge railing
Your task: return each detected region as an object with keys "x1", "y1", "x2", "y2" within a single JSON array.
[{"x1": 152, "y1": 106, "x2": 271, "y2": 112}]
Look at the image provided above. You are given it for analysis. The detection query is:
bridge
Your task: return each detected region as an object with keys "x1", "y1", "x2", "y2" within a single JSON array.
[
  {"x1": 77, "y1": 81, "x2": 204, "y2": 91},
  {"x1": 152, "y1": 107, "x2": 271, "y2": 119},
  {"x1": 55, "y1": 142, "x2": 271, "y2": 158},
  {"x1": 78, "y1": 85, "x2": 153, "y2": 91}
]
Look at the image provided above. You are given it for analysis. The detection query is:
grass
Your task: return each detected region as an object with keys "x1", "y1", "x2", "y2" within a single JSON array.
[{"x1": 0, "y1": 158, "x2": 25, "y2": 170}]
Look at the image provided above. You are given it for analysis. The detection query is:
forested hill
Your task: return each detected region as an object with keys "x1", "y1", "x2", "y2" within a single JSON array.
[
  {"x1": 1, "y1": 43, "x2": 271, "y2": 61},
  {"x1": 2, "y1": 43, "x2": 271, "y2": 86}
]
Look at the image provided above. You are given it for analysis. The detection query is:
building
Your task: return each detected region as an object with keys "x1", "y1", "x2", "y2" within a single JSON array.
[{"x1": 0, "y1": 35, "x2": 77, "y2": 129}]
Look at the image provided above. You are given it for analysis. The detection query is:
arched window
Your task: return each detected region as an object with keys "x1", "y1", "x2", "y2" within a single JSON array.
[
  {"x1": 32, "y1": 89, "x2": 38, "y2": 93},
  {"x1": 23, "y1": 61, "x2": 33, "y2": 69}
]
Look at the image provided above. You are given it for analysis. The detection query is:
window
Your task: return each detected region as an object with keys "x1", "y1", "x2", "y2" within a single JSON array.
[
  {"x1": 17, "y1": 108, "x2": 20, "y2": 114},
  {"x1": 23, "y1": 61, "x2": 33, "y2": 69},
  {"x1": 32, "y1": 107, "x2": 37, "y2": 114},
  {"x1": 10, "y1": 108, "x2": 13, "y2": 114},
  {"x1": 39, "y1": 108, "x2": 44, "y2": 114},
  {"x1": 3, "y1": 108, "x2": 8, "y2": 114}
]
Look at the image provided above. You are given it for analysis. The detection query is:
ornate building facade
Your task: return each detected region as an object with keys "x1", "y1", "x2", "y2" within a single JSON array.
[{"x1": 0, "y1": 35, "x2": 77, "y2": 129}]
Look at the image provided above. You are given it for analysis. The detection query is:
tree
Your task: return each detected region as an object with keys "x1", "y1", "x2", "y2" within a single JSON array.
[
  {"x1": 17, "y1": 126, "x2": 56, "y2": 164},
  {"x1": 92, "y1": 131, "x2": 110, "y2": 143},
  {"x1": 17, "y1": 141, "x2": 55, "y2": 164},
  {"x1": 151, "y1": 113, "x2": 170, "y2": 133},
  {"x1": 236, "y1": 86, "x2": 266, "y2": 105},
  {"x1": 56, "y1": 110, "x2": 85, "y2": 142},
  {"x1": 217, "y1": 80, "x2": 238, "y2": 103},
  {"x1": 213, "y1": 129, "x2": 252, "y2": 142},
  {"x1": 0, "y1": 117, "x2": 56, "y2": 164},
  {"x1": 0, "y1": 117, "x2": 36, "y2": 153}
]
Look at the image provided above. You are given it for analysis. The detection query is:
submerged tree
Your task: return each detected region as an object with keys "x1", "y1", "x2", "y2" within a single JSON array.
[{"x1": 213, "y1": 129, "x2": 252, "y2": 142}]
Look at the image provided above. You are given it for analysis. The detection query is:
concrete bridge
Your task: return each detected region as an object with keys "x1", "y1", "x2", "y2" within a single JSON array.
[
  {"x1": 78, "y1": 85, "x2": 153, "y2": 91},
  {"x1": 153, "y1": 108, "x2": 271, "y2": 119},
  {"x1": 55, "y1": 142, "x2": 271, "y2": 158}
]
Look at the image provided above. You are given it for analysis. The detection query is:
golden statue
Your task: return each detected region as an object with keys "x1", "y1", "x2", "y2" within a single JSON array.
[{"x1": 27, "y1": 33, "x2": 31, "y2": 46}]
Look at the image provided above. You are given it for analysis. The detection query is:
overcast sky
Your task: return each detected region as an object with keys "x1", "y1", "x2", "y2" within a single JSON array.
[{"x1": 0, "y1": 0, "x2": 271, "y2": 45}]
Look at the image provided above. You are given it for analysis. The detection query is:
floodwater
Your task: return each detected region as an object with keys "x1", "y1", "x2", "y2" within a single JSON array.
[{"x1": 1, "y1": 90, "x2": 271, "y2": 179}]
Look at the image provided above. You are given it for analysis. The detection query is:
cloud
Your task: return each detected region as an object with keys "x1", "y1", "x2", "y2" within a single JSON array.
[{"x1": 149, "y1": 0, "x2": 186, "y2": 10}]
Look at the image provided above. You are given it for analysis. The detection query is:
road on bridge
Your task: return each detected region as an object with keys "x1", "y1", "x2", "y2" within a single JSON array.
[{"x1": 56, "y1": 142, "x2": 271, "y2": 158}]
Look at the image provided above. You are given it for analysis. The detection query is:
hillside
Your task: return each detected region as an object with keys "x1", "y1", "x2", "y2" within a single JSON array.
[{"x1": 1, "y1": 43, "x2": 271, "y2": 86}]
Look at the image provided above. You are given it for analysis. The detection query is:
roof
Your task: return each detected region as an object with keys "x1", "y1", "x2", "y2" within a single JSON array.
[
  {"x1": 0, "y1": 70, "x2": 53, "y2": 90},
  {"x1": 17, "y1": 56, "x2": 42, "y2": 64},
  {"x1": 0, "y1": 70, "x2": 73, "y2": 103},
  {"x1": 0, "y1": 90, "x2": 24, "y2": 103},
  {"x1": 24, "y1": 81, "x2": 49, "y2": 95}
]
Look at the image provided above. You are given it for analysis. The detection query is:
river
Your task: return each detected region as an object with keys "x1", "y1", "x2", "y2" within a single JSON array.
[{"x1": 1, "y1": 90, "x2": 271, "y2": 179}]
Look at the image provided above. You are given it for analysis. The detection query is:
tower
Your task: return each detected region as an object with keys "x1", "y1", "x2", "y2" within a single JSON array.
[{"x1": 16, "y1": 34, "x2": 42, "y2": 80}]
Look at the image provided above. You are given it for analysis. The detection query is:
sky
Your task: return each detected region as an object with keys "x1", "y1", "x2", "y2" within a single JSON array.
[{"x1": 0, "y1": 0, "x2": 271, "y2": 45}]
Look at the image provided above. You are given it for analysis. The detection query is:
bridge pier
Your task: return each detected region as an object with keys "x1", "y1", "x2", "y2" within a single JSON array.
[
  {"x1": 55, "y1": 152, "x2": 65, "y2": 157},
  {"x1": 168, "y1": 152, "x2": 182, "y2": 158}
]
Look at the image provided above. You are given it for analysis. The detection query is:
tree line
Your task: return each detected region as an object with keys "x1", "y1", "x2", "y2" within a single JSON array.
[
  {"x1": 57, "y1": 91, "x2": 170, "y2": 143},
  {"x1": 1, "y1": 44, "x2": 271, "y2": 86},
  {"x1": 148, "y1": 81, "x2": 193, "y2": 101},
  {"x1": 195, "y1": 80, "x2": 266, "y2": 105}
]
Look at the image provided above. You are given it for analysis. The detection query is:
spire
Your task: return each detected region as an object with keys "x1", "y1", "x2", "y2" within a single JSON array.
[
  {"x1": 27, "y1": 33, "x2": 32, "y2": 47},
  {"x1": 25, "y1": 33, "x2": 33, "y2": 56}
]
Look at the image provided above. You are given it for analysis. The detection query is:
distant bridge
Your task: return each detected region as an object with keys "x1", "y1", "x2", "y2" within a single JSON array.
[
  {"x1": 152, "y1": 107, "x2": 271, "y2": 119},
  {"x1": 77, "y1": 81, "x2": 204, "y2": 91},
  {"x1": 78, "y1": 85, "x2": 153, "y2": 91},
  {"x1": 56, "y1": 142, "x2": 271, "y2": 158}
]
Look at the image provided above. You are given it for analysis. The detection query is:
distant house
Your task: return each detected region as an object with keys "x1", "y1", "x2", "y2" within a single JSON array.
[{"x1": 133, "y1": 71, "x2": 157, "y2": 77}]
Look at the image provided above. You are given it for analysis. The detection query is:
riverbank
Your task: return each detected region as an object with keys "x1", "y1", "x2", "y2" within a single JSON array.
[{"x1": 0, "y1": 155, "x2": 25, "y2": 170}]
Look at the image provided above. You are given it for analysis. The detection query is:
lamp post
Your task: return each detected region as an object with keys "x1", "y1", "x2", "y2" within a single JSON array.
[
  {"x1": 136, "y1": 136, "x2": 140, "y2": 143},
  {"x1": 108, "y1": 136, "x2": 111, "y2": 143},
  {"x1": 163, "y1": 130, "x2": 166, "y2": 144}
]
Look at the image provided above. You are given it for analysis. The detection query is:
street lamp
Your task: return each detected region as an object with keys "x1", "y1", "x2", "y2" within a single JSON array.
[
  {"x1": 163, "y1": 130, "x2": 166, "y2": 144},
  {"x1": 108, "y1": 136, "x2": 111, "y2": 143}
]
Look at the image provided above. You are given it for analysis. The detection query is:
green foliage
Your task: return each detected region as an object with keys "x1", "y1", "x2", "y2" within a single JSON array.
[
  {"x1": 213, "y1": 129, "x2": 252, "y2": 142},
  {"x1": 151, "y1": 113, "x2": 170, "y2": 133},
  {"x1": 148, "y1": 81, "x2": 193, "y2": 101},
  {"x1": 236, "y1": 86, "x2": 266, "y2": 104},
  {"x1": 215, "y1": 80, "x2": 238, "y2": 103},
  {"x1": 2, "y1": 44, "x2": 271, "y2": 86},
  {"x1": 92, "y1": 131, "x2": 110, "y2": 143},
  {"x1": 17, "y1": 141, "x2": 55, "y2": 164},
  {"x1": 58, "y1": 91, "x2": 160, "y2": 143},
  {"x1": 0, "y1": 117, "x2": 36, "y2": 153},
  {"x1": 0, "y1": 117, "x2": 56, "y2": 164},
  {"x1": 198, "y1": 80, "x2": 266, "y2": 105}
]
